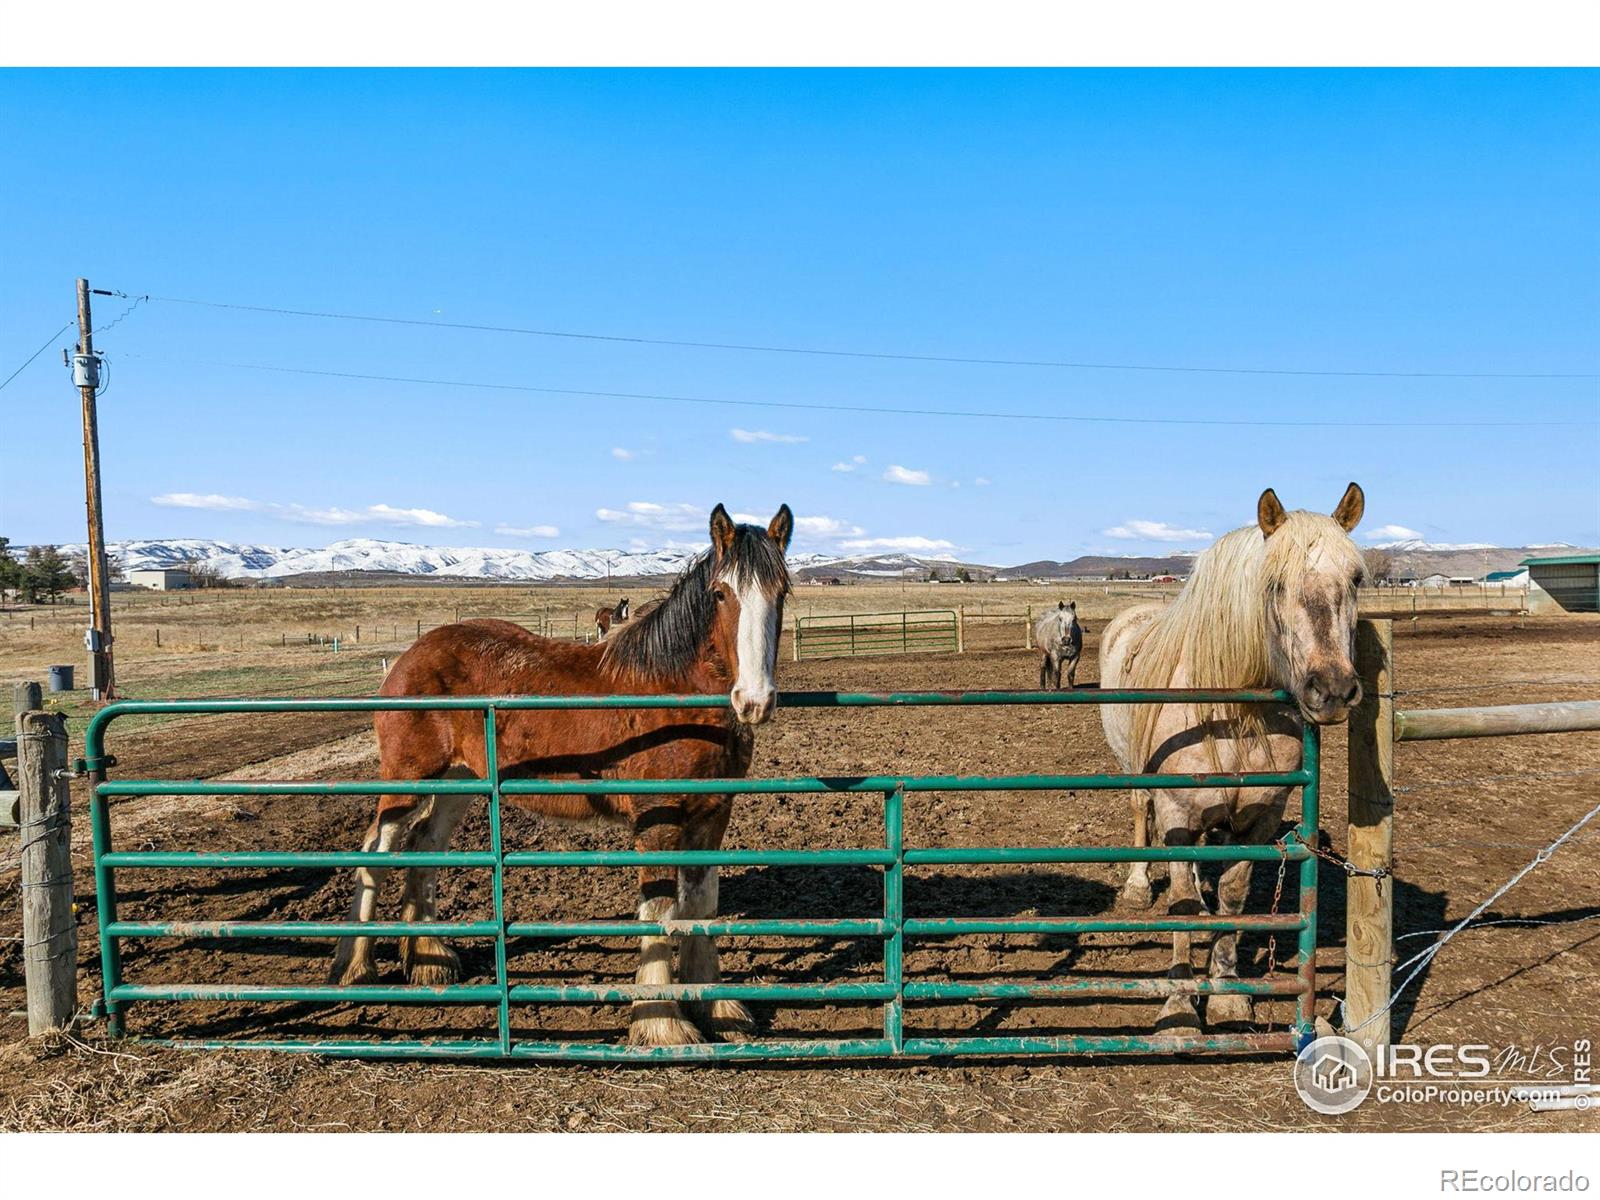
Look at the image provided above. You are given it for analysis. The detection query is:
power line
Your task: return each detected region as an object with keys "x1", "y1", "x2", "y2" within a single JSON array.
[
  {"x1": 0, "y1": 320, "x2": 74, "y2": 394},
  {"x1": 145, "y1": 353, "x2": 1600, "y2": 429},
  {"x1": 135, "y1": 292, "x2": 1599, "y2": 382}
]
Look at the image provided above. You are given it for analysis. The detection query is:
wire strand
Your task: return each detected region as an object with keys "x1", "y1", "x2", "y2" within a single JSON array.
[
  {"x1": 0, "y1": 320, "x2": 75, "y2": 394},
  {"x1": 133, "y1": 354, "x2": 1600, "y2": 430},
  {"x1": 137, "y1": 293, "x2": 1600, "y2": 381}
]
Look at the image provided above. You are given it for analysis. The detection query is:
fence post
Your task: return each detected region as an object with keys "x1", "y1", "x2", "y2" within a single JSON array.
[
  {"x1": 792, "y1": 614, "x2": 800, "y2": 661},
  {"x1": 1346, "y1": 617, "x2": 1394, "y2": 1055},
  {"x1": 15, "y1": 682, "x2": 78, "y2": 1034},
  {"x1": 1025, "y1": 605, "x2": 1032, "y2": 649},
  {"x1": 956, "y1": 607, "x2": 965, "y2": 654}
]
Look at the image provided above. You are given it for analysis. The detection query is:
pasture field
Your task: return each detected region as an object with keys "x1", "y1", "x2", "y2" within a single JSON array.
[{"x1": 0, "y1": 584, "x2": 1596, "y2": 1132}]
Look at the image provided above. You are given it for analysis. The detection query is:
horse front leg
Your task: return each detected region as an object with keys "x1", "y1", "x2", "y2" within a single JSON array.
[
  {"x1": 678, "y1": 797, "x2": 752, "y2": 1039},
  {"x1": 628, "y1": 804, "x2": 702, "y2": 1046},
  {"x1": 328, "y1": 801, "x2": 411, "y2": 985}
]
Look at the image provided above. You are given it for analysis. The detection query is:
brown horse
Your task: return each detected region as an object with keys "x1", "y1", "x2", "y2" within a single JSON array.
[
  {"x1": 594, "y1": 596, "x2": 630, "y2": 641},
  {"x1": 329, "y1": 503, "x2": 794, "y2": 1046}
]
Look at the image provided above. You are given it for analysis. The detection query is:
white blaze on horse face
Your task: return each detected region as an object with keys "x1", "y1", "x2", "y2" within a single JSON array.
[{"x1": 727, "y1": 571, "x2": 780, "y2": 725}]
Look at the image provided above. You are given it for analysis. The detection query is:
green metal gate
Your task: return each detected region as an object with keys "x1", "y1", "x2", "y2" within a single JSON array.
[
  {"x1": 80, "y1": 689, "x2": 1320, "y2": 1060},
  {"x1": 793, "y1": 610, "x2": 959, "y2": 659}
]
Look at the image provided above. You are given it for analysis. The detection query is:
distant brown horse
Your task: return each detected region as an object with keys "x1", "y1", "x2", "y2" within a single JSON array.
[
  {"x1": 330, "y1": 504, "x2": 794, "y2": 1046},
  {"x1": 594, "y1": 596, "x2": 630, "y2": 641}
]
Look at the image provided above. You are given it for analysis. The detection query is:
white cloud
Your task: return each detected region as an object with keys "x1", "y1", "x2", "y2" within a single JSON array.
[
  {"x1": 1103, "y1": 519, "x2": 1213, "y2": 542},
  {"x1": 883, "y1": 464, "x2": 931, "y2": 486},
  {"x1": 611, "y1": 447, "x2": 639, "y2": 460},
  {"x1": 794, "y1": 515, "x2": 865, "y2": 539},
  {"x1": 150, "y1": 493, "x2": 478, "y2": 529},
  {"x1": 495, "y1": 524, "x2": 560, "y2": 539},
  {"x1": 151, "y1": 493, "x2": 265, "y2": 512},
  {"x1": 731, "y1": 428, "x2": 808, "y2": 445},
  {"x1": 1365, "y1": 524, "x2": 1423, "y2": 541},
  {"x1": 974, "y1": 477, "x2": 991, "y2": 487},
  {"x1": 840, "y1": 535, "x2": 958, "y2": 553},
  {"x1": 595, "y1": 501, "x2": 704, "y2": 531},
  {"x1": 832, "y1": 454, "x2": 868, "y2": 472}
]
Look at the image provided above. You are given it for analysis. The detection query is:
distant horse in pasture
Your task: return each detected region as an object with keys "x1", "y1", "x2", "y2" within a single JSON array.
[
  {"x1": 594, "y1": 596, "x2": 630, "y2": 640},
  {"x1": 1097, "y1": 483, "x2": 1366, "y2": 1032},
  {"x1": 1034, "y1": 600, "x2": 1083, "y2": 689},
  {"x1": 330, "y1": 504, "x2": 794, "y2": 1046}
]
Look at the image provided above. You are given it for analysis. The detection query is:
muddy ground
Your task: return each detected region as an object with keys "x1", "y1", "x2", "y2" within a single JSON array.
[{"x1": 1, "y1": 616, "x2": 1597, "y2": 1132}]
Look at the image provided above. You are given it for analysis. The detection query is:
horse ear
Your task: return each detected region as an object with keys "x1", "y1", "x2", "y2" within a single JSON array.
[
  {"x1": 1067, "y1": 601, "x2": 1076, "y2": 612},
  {"x1": 768, "y1": 504, "x2": 794, "y2": 552},
  {"x1": 1257, "y1": 488, "x2": 1287, "y2": 538},
  {"x1": 1332, "y1": 481, "x2": 1365, "y2": 532},
  {"x1": 1057, "y1": 600, "x2": 1065, "y2": 610},
  {"x1": 710, "y1": 504, "x2": 736, "y2": 558}
]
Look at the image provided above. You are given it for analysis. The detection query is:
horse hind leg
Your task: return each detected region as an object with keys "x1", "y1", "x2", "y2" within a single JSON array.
[
  {"x1": 328, "y1": 803, "x2": 411, "y2": 985},
  {"x1": 1204, "y1": 805, "x2": 1280, "y2": 1029},
  {"x1": 1120, "y1": 791, "x2": 1155, "y2": 909},
  {"x1": 398, "y1": 794, "x2": 472, "y2": 985},
  {"x1": 1154, "y1": 817, "x2": 1203, "y2": 1032}
]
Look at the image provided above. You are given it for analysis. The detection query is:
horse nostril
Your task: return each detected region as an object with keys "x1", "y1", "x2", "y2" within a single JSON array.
[{"x1": 1342, "y1": 679, "x2": 1361, "y2": 706}]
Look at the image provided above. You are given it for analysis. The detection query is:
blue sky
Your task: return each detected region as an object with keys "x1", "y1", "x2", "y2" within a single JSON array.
[{"x1": 3, "y1": 69, "x2": 1596, "y2": 564}]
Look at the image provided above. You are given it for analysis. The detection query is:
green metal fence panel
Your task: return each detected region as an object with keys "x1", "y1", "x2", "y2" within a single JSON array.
[
  {"x1": 82, "y1": 689, "x2": 1320, "y2": 1061},
  {"x1": 794, "y1": 610, "x2": 959, "y2": 659}
]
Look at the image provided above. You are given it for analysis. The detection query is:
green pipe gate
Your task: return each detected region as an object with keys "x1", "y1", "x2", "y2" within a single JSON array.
[
  {"x1": 81, "y1": 689, "x2": 1321, "y2": 1061},
  {"x1": 793, "y1": 610, "x2": 960, "y2": 659}
]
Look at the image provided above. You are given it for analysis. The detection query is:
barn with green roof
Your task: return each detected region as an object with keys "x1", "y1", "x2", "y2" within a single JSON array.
[{"x1": 1520, "y1": 553, "x2": 1600, "y2": 614}]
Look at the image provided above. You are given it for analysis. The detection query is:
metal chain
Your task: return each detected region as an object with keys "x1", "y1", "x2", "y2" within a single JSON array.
[
  {"x1": 1265, "y1": 837, "x2": 1289, "y2": 976},
  {"x1": 1286, "y1": 828, "x2": 1390, "y2": 891}
]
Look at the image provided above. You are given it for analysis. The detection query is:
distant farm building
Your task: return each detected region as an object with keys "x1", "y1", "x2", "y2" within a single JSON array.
[
  {"x1": 1483, "y1": 568, "x2": 1529, "y2": 586},
  {"x1": 1417, "y1": 573, "x2": 1452, "y2": 588},
  {"x1": 1521, "y1": 553, "x2": 1600, "y2": 614},
  {"x1": 127, "y1": 567, "x2": 192, "y2": 591}
]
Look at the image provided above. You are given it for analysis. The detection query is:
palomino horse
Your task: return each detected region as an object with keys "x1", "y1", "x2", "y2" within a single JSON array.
[
  {"x1": 1097, "y1": 483, "x2": 1365, "y2": 1031},
  {"x1": 1034, "y1": 600, "x2": 1083, "y2": 689},
  {"x1": 594, "y1": 597, "x2": 630, "y2": 641},
  {"x1": 329, "y1": 503, "x2": 793, "y2": 1046}
]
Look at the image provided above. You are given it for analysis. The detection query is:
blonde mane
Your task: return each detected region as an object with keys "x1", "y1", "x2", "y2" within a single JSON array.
[{"x1": 1124, "y1": 510, "x2": 1359, "y2": 769}]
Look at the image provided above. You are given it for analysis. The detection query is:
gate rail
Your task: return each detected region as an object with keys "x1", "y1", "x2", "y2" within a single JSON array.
[
  {"x1": 793, "y1": 610, "x2": 960, "y2": 659},
  {"x1": 82, "y1": 688, "x2": 1319, "y2": 1061}
]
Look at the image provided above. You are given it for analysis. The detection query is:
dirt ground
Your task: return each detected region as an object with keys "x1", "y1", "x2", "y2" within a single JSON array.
[{"x1": 1, "y1": 610, "x2": 1597, "y2": 1132}]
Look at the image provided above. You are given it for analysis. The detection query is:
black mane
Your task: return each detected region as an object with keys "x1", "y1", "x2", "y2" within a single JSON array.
[{"x1": 601, "y1": 524, "x2": 789, "y2": 682}]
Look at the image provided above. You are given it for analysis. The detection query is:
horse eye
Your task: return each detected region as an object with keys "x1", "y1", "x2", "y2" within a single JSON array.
[{"x1": 713, "y1": 586, "x2": 727, "y2": 602}]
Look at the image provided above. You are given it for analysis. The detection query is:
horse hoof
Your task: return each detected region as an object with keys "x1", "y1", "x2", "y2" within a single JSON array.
[
  {"x1": 701, "y1": 999, "x2": 756, "y2": 1042},
  {"x1": 329, "y1": 958, "x2": 381, "y2": 987},
  {"x1": 628, "y1": 1003, "x2": 705, "y2": 1047},
  {"x1": 402, "y1": 938, "x2": 461, "y2": 986},
  {"x1": 1205, "y1": 991, "x2": 1254, "y2": 1029},
  {"x1": 1119, "y1": 880, "x2": 1154, "y2": 910},
  {"x1": 1154, "y1": 995, "x2": 1201, "y2": 1032}
]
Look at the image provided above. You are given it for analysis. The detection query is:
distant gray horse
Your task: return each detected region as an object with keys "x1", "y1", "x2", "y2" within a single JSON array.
[{"x1": 1034, "y1": 601, "x2": 1083, "y2": 689}]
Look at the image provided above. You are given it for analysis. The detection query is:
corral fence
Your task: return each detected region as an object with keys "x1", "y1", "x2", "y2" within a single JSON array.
[
  {"x1": 1338, "y1": 617, "x2": 1600, "y2": 1059},
  {"x1": 792, "y1": 610, "x2": 962, "y2": 660},
  {"x1": 70, "y1": 688, "x2": 1319, "y2": 1061}
]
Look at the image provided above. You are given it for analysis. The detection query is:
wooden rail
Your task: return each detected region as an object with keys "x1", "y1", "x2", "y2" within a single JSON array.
[{"x1": 1395, "y1": 700, "x2": 1600, "y2": 742}]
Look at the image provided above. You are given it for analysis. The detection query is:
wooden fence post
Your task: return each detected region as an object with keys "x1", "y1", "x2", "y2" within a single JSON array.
[
  {"x1": 15, "y1": 681, "x2": 78, "y2": 1034},
  {"x1": 1346, "y1": 618, "x2": 1394, "y2": 1055},
  {"x1": 956, "y1": 607, "x2": 965, "y2": 654}
]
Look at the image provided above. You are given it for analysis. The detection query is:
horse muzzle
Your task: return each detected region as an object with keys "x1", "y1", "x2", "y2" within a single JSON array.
[
  {"x1": 731, "y1": 687, "x2": 777, "y2": 725},
  {"x1": 1299, "y1": 667, "x2": 1362, "y2": 725}
]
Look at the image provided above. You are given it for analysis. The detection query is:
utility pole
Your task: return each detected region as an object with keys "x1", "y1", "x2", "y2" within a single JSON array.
[{"x1": 74, "y1": 278, "x2": 116, "y2": 700}]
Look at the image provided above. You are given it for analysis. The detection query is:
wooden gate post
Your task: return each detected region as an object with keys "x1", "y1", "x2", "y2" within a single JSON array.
[
  {"x1": 15, "y1": 681, "x2": 78, "y2": 1034},
  {"x1": 1345, "y1": 618, "x2": 1394, "y2": 1055}
]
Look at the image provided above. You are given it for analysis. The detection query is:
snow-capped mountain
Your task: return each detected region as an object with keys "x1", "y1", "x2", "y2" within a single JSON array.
[{"x1": 56, "y1": 538, "x2": 710, "y2": 581}]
